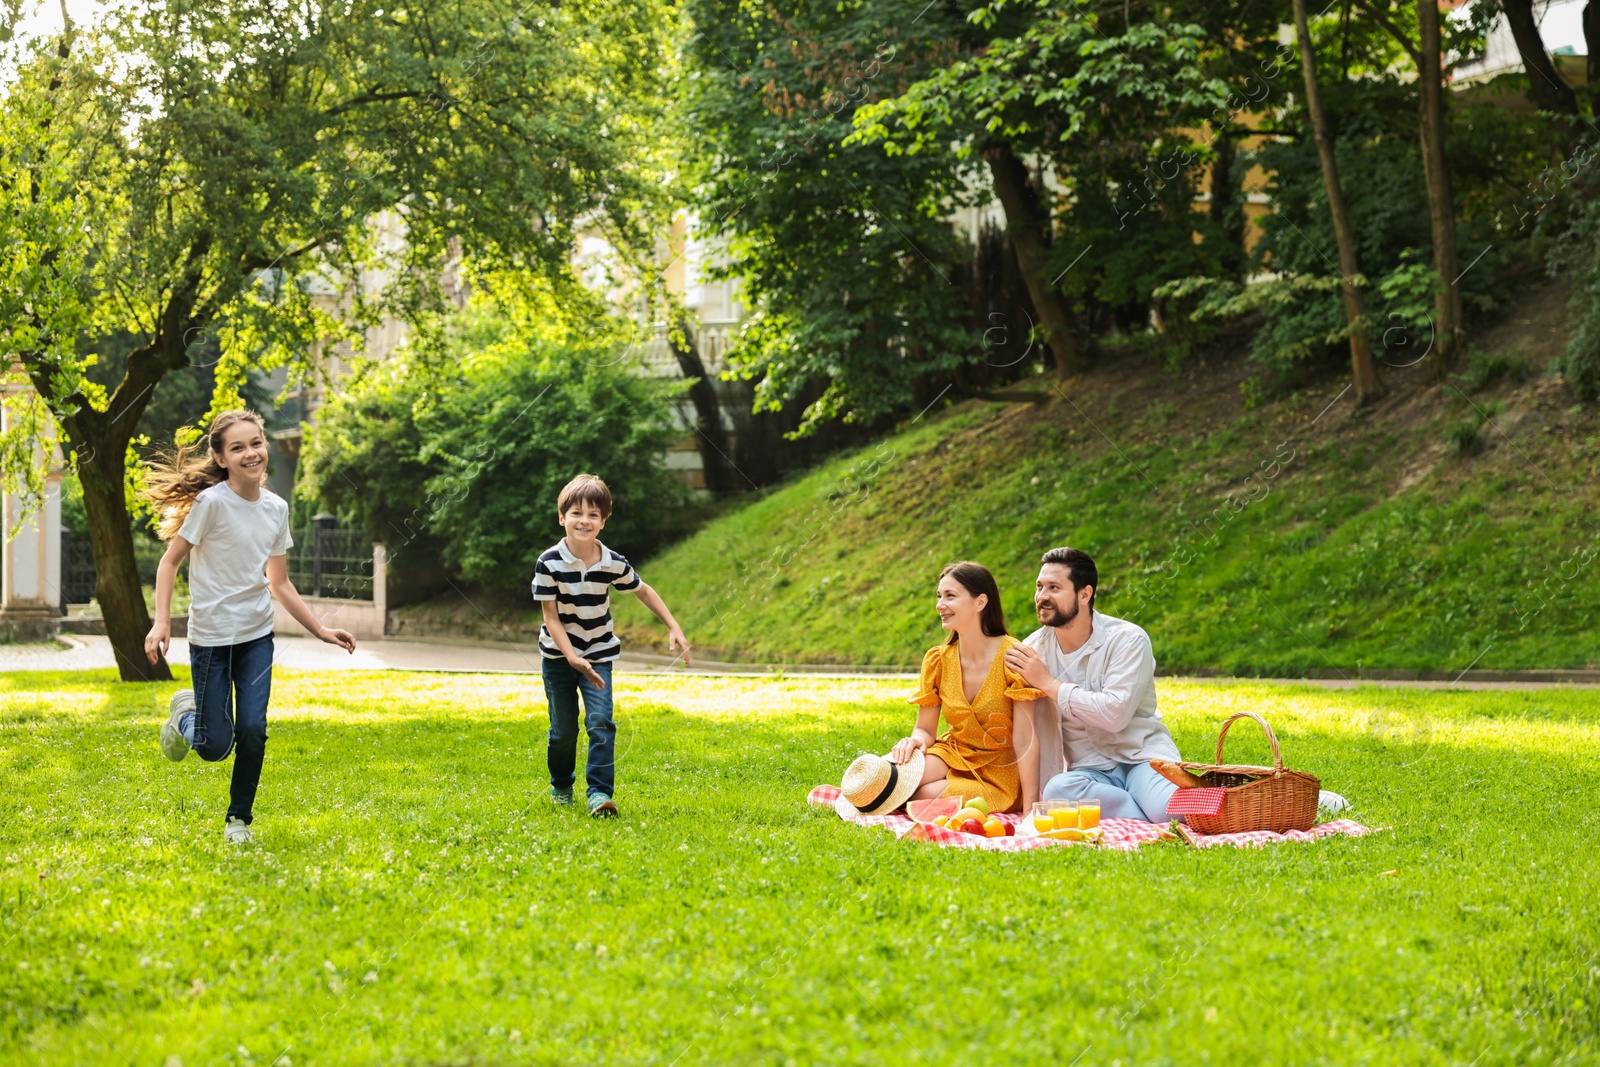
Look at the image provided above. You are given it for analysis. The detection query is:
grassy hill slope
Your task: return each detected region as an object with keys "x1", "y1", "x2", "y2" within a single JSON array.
[{"x1": 612, "y1": 284, "x2": 1600, "y2": 672}]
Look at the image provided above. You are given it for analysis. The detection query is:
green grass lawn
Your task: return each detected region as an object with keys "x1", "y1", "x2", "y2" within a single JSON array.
[{"x1": 2, "y1": 669, "x2": 1597, "y2": 1065}]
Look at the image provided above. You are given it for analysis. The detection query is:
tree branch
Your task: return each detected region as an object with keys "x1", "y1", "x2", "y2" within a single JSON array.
[
  {"x1": 323, "y1": 90, "x2": 427, "y2": 119},
  {"x1": 1349, "y1": 0, "x2": 1423, "y2": 66},
  {"x1": 240, "y1": 234, "x2": 333, "y2": 274}
]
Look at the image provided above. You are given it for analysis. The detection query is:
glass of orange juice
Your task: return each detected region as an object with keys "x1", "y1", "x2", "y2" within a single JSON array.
[
  {"x1": 1077, "y1": 798, "x2": 1101, "y2": 829},
  {"x1": 1051, "y1": 803, "x2": 1079, "y2": 830},
  {"x1": 1030, "y1": 802, "x2": 1056, "y2": 833}
]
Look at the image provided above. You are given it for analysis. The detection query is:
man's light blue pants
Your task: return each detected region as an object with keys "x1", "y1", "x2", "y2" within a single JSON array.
[{"x1": 1042, "y1": 761, "x2": 1182, "y2": 823}]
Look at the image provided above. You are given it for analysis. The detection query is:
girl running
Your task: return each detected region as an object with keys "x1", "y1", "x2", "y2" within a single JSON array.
[{"x1": 143, "y1": 410, "x2": 356, "y2": 843}]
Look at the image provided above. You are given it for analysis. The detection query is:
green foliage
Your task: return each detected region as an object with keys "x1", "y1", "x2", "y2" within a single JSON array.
[
  {"x1": 59, "y1": 474, "x2": 88, "y2": 537},
  {"x1": 1237, "y1": 79, "x2": 1521, "y2": 375},
  {"x1": 1442, "y1": 418, "x2": 1484, "y2": 455},
  {"x1": 1454, "y1": 348, "x2": 1531, "y2": 393},
  {"x1": 851, "y1": 1, "x2": 1229, "y2": 155},
  {"x1": 1442, "y1": 399, "x2": 1502, "y2": 457},
  {"x1": 851, "y1": 0, "x2": 1245, "y2": 334},
  {"x1": 682, "y1": 0, "x2": 974, "y2": 433},
  {"x1": 0, "y1": 48, "x2": 94, "y2": 522},
  {"x1": 299, "y1": 306, "x2": 689, "y2": 588},
  {"x1": 2, "y1": 669, "x2": 1598, "y2": 1062},
  {"x1": 0, "y1": 0, "x2": 682, "y2": 541},
  {"x1": 1544, "y1": 142, "x2": 1600, "y2": 401}
]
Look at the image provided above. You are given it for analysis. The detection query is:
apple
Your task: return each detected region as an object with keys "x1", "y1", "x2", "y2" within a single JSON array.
[
  {"x1": 1002, "y1": 822, "x2": 1016, "y2": 837},
  {"x1": 966, "y1": 796, "x2": 990, "y2": 817},
  {"x1": 961, "y1": 818, "x2": 986, "y2": 835}
]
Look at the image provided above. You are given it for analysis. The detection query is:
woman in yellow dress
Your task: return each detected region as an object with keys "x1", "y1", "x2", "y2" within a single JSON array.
[{"x1": 888, "y1": 561, "x2": 1041, "y2": 814}]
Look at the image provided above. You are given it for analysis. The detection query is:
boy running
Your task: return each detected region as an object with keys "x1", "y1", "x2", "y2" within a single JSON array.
[{"x1": 533, "y1": 474, "x2": 689, "y2": 817}]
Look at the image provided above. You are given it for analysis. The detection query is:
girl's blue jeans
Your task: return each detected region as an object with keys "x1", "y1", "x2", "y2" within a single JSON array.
[
  {"x1": 541, "y1": 658, "x2": 616, "y2": 800},
  {"x1": 182, "y1": 632, "x2": 274, "y2": 825}
]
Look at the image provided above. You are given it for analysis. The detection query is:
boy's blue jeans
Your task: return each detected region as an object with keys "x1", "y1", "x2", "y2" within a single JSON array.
[
  {"x1": 181, "y1": 633, "x2": 274, "y2": 825},
  {"x1": 542, "y1": 657, "x2": 616, "y2": 800}
]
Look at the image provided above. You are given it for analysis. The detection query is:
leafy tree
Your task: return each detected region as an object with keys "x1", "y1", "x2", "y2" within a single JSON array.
[
  {"x1": 850, "y1": 0, "x2": 1245, "y2": 376},
  {"x1": 299, "y1": 307, "x2": 689, "y2": 588},
  {"x1": 683, "y1": 0, "x2": 975, "y2": 434},
  {"x1": 0, "y1": 0, "x2": 678, "y2": 679}
]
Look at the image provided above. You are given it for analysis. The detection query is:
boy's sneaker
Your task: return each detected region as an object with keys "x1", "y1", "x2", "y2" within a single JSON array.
[
  {"x1": 587, "y1": 794, "x2": 618, "y2": 818},
  {"x1": 552, "y1": 790, "x2": 574, "y2": 807},
  {"x1": 223, "y1": 818, "x2": 253, "y2": 844},
  {"x1": 160, "y1": 690, "x2": 194, "y2": 762}
]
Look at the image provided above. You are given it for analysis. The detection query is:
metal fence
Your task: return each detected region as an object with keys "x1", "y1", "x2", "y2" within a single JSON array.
[
  {"x1": 287, "y1": 521, "x2": 375, "y2": 600},
  {"x1": 62, "y1": 533, "x2": 97, "y2": 604},
  {"x1": 60, "y1": 525, "x2": 374, "y2": 606}
]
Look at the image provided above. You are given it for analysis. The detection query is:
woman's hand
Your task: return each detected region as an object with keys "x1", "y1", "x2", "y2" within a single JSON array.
[
  {"x1": 889, "y1": 735, "x2": 926, "y2": 764},
  {"x1": 144, "y1": 619, "x2": 171, "y2": 664}
]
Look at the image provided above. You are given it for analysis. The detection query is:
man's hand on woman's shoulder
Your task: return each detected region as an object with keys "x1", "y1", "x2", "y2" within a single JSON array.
[{"x1": 1004, "y1": 641, "x2": 1058, "y2": 695}]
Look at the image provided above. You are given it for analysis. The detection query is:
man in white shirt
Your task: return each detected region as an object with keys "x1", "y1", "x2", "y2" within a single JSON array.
[{"x1": 1004, "y1": 547, "x2": 1184, "y2": 823}]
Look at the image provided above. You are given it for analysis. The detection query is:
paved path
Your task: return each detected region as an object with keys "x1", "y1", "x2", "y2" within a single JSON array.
[
  {"x1": 0, "y1": 635, "x2": 913, "y2": 679},
  {"x1": 5, "y1": 634, "x2": 1598, "y2": 690}
]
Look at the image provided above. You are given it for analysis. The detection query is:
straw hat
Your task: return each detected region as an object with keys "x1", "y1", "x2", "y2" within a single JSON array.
[{"x1": 835, "y1": 748, "x2": 924, "y2": 817}]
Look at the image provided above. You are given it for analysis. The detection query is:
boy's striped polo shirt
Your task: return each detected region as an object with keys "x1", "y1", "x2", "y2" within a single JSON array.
[{"x1": 530, "y1": 539, "x2": 641, "y2": 662}]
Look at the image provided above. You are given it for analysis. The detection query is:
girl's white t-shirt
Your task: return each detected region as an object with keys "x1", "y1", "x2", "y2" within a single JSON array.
[{"x1": 176, "y1": 481, "x2": 293, "y2": 647}]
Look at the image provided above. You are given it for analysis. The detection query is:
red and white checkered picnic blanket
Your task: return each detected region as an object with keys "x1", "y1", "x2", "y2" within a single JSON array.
[
  {"x1": 807, "y1": 785, "x2": 1173, "y2": 852},
  {"x1": 1174, "y1": 818, "x2": 1381, "y2": 849},
  {"x1": 809, "y1": 785, "x2": 1382, "y2": 851}
]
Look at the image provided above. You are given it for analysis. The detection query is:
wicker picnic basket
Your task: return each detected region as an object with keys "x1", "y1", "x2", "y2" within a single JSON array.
[{"x1": 1176, "y1": 711, "x2": 1320, "y2": 834}]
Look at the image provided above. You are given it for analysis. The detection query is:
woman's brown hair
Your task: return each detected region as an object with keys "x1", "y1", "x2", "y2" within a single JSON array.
[
  {"x1": 939, "y1": 560, "x2": 1007, "y2": 639},
  {"x1": 144, "y1": 410, "x2": 268, "y2": 540}
]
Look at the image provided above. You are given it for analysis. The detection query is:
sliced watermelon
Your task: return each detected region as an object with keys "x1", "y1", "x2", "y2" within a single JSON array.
[{"x1": 906, "y1": 797, "x2": 962, "y2": 824}]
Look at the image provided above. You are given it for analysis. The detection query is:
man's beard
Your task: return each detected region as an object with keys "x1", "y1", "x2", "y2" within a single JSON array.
[{"x1": 1036, "y1": 595, "x2": 1078, "y2": 629}]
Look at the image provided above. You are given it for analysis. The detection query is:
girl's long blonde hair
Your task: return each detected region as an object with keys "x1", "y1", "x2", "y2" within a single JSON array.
[{"x1": 144, "y1": 410, "x2": 268, "y2": 540}]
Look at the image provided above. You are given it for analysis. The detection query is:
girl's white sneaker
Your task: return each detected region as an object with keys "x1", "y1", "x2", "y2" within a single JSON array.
[
  {"x1": 161, "y1": 691, "x2": 194, "y2": 762},
  {"x1": 224, "y1": 818, "x2": 253, "y2": 844}
]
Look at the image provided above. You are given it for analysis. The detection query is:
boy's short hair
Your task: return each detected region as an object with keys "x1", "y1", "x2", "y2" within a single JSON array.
[{"x1": 558, "y1": 474, "x2": 613, "y2": 519}]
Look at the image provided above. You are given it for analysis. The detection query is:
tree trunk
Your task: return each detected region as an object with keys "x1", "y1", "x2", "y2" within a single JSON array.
[
  {"x1": 1584, "y1": 2, "x2": 1600, "y2": 113},
  {"x1": 981, "y1": 143, "x2": 1087, "y2": 377},
  {"x1": 1501, "y1": 0, "x2": 1581, "y2": 118},
  {"x1": 1209, "y1": 132, "x2": 1235, "y2": 228},
  {"x1": 1208, "y1": 129, "x2": 1247, "y2": 272},
  {"x1": 1418, "y1": 0, "x2": 1463, "y2": 372},
  {"x1": 76, "y1": 427, "x2": 171, "y2": 681},
  {"x1": 1293, "y1": 0, "x2": 1383, "y2": 406},
  {"x1": 668, "y1": 314, "x2": 739, "y2": 494}
]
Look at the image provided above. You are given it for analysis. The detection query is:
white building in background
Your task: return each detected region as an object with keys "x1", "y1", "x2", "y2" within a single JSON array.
[
  {"x1": 1454, "y1": 0, "x2": 1590, "y2": 85},
  {"x1": 0, "y1": 389, "x2": 64, "y2": 636}
]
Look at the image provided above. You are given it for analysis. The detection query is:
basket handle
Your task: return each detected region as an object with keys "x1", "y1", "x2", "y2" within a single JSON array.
[{"x1": 1214, "y1": 711, "x2": 1284, "y2": 772}]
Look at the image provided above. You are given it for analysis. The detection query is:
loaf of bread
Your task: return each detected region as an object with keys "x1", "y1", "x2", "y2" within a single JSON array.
[{"x1": 1150, "y1": 759, "x2": 1207, "y2": 788}]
